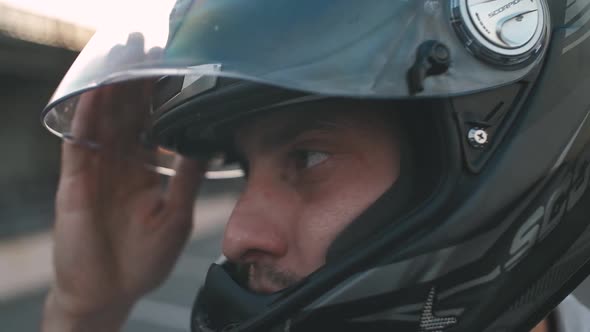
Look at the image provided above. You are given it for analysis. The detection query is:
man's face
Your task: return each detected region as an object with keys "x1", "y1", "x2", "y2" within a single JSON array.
[{"x1": 221, "y1": 105, "x2": 401, "y2": 294}]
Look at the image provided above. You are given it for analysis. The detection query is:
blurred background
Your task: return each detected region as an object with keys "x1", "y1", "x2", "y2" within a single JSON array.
[
  {"x1": 0, "y1": 1, "x2": 241, "y2": 330},
  {"x1": 0, "y1": 1, "x2": 590, "y2": 332}
]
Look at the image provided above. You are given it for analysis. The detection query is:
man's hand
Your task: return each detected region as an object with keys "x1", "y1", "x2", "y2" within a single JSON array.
[{"x1": 42, "y1": 82, "x2": 203, "y2": 332}]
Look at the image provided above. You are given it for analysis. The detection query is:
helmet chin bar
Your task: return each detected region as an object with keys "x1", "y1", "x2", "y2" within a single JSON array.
[{"x1": 192, "y1": 263, "x2": 284, "y2": 332}]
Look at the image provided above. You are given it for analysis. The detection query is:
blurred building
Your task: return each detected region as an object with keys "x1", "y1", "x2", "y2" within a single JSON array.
[{"x1": 0, "y1": 3, "x2": 93, "y2": 237}]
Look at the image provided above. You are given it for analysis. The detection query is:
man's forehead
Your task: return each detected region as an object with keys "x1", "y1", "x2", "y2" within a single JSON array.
[
  {"x1": 237, "y1": 99, "x2": 393, "y2": 133},
  {"x1": 234, "y1": 108, "x2": 346, "y2": 151},
  {"x1": 230, "y1": 99, "x2": 397, "y2": 155}
]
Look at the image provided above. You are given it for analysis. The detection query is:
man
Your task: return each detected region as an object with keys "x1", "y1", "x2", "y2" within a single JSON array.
[
  {"x1": 41, "y1": 88, "x2": 589, "y2": 332},
  {"x1": 40, "y1": 0, "x2": 590, "y2": 331}
]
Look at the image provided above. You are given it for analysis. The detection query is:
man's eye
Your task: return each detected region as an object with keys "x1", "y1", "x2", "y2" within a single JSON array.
[{"x1": 295, "y1": 151, "x2": 330, "y2": 169}]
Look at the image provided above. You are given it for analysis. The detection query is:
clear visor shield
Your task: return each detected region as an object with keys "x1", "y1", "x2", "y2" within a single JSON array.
[{"x1": 42, "y1": 0, "x2": 550, "y2": 175}]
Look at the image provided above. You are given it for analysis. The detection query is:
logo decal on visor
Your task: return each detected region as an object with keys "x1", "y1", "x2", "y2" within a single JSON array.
[
  {"x1": 452, "y1": 0, "x2": 549, "y2": 66},
  {"x1": 488, "y1": 0, "x2": 526, "y2": 18}
]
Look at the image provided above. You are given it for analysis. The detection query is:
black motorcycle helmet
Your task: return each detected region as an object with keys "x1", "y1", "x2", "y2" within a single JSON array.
[{"x1": 41, "y1": 0, "x2": 590, "y2": 331}]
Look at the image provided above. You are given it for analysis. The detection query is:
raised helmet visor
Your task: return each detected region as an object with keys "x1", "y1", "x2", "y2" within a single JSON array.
[{"x1": 42, "y1": 0, "x2": 550, "y2": 174}]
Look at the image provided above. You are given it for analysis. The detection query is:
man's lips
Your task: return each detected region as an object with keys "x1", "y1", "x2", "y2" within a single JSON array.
[{"x1": 247, "y1": 264, "x2": 285, "y2": 294}]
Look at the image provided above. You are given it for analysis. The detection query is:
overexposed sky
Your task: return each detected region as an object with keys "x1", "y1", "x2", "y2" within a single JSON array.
[
  {"x1": 0, "y1": 0, "x2": 174, "y2": 30},
  {"x1": 0, "y1": 0, "x2": 106, "y2": 29}
]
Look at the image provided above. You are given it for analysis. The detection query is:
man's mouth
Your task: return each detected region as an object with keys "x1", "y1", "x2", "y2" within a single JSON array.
[{"x1": 246, "y1": 263, "x2": 301, "y2": 294}]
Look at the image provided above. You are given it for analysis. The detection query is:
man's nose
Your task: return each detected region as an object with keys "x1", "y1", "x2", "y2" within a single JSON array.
[{"x1": 222, "y1": 178, "x2": 291, "y2": 263}]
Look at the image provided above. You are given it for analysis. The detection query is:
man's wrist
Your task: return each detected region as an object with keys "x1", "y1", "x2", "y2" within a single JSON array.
[{"x1": 41, "y1": 289, "x2": 134, "y2": 332}]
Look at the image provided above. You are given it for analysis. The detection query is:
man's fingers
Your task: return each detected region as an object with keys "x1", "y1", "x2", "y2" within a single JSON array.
[
  {"x1": 165, "y1": 157, "x2": 205, "y2": 215},
  {"x1": 62, "y1": 80, "x2": 156, "y2": 177},
  {"x1": 69, "y1": 88, "x2": 105, "y2": 141},
  {"x1": 62, "y1": 88, "x2": 108, "y2": 177},
  {"x1": 146, "y1": 47, "x2": 164, "y2": 61}
]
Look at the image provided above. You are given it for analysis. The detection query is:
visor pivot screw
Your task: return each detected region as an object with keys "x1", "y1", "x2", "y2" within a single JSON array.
[
  {"x1": 433, "y1": 44, "x2": 450, "y2": 63},
  {"x1": 407, "y1": 41, "x2": 451, "y2": 95},
  {"x1": 468, "y1": 127, "x2": 489, "y2": 148}
]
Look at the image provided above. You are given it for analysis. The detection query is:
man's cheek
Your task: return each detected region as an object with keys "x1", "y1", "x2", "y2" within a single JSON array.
[
  {"x1": 299, "y1": 207, "x2": 357, "y2": 248},
  {"x1": 298, "y1": 165, "x2": 361, "y2": 201}
]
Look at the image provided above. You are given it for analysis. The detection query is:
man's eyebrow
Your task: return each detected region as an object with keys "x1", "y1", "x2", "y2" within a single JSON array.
[
  {"x1": 261, "y1": 119, "x2": 344, "y2": 151},
  {"x1": 232, "y1": 117, "x2": 347, "y2": 163}
]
